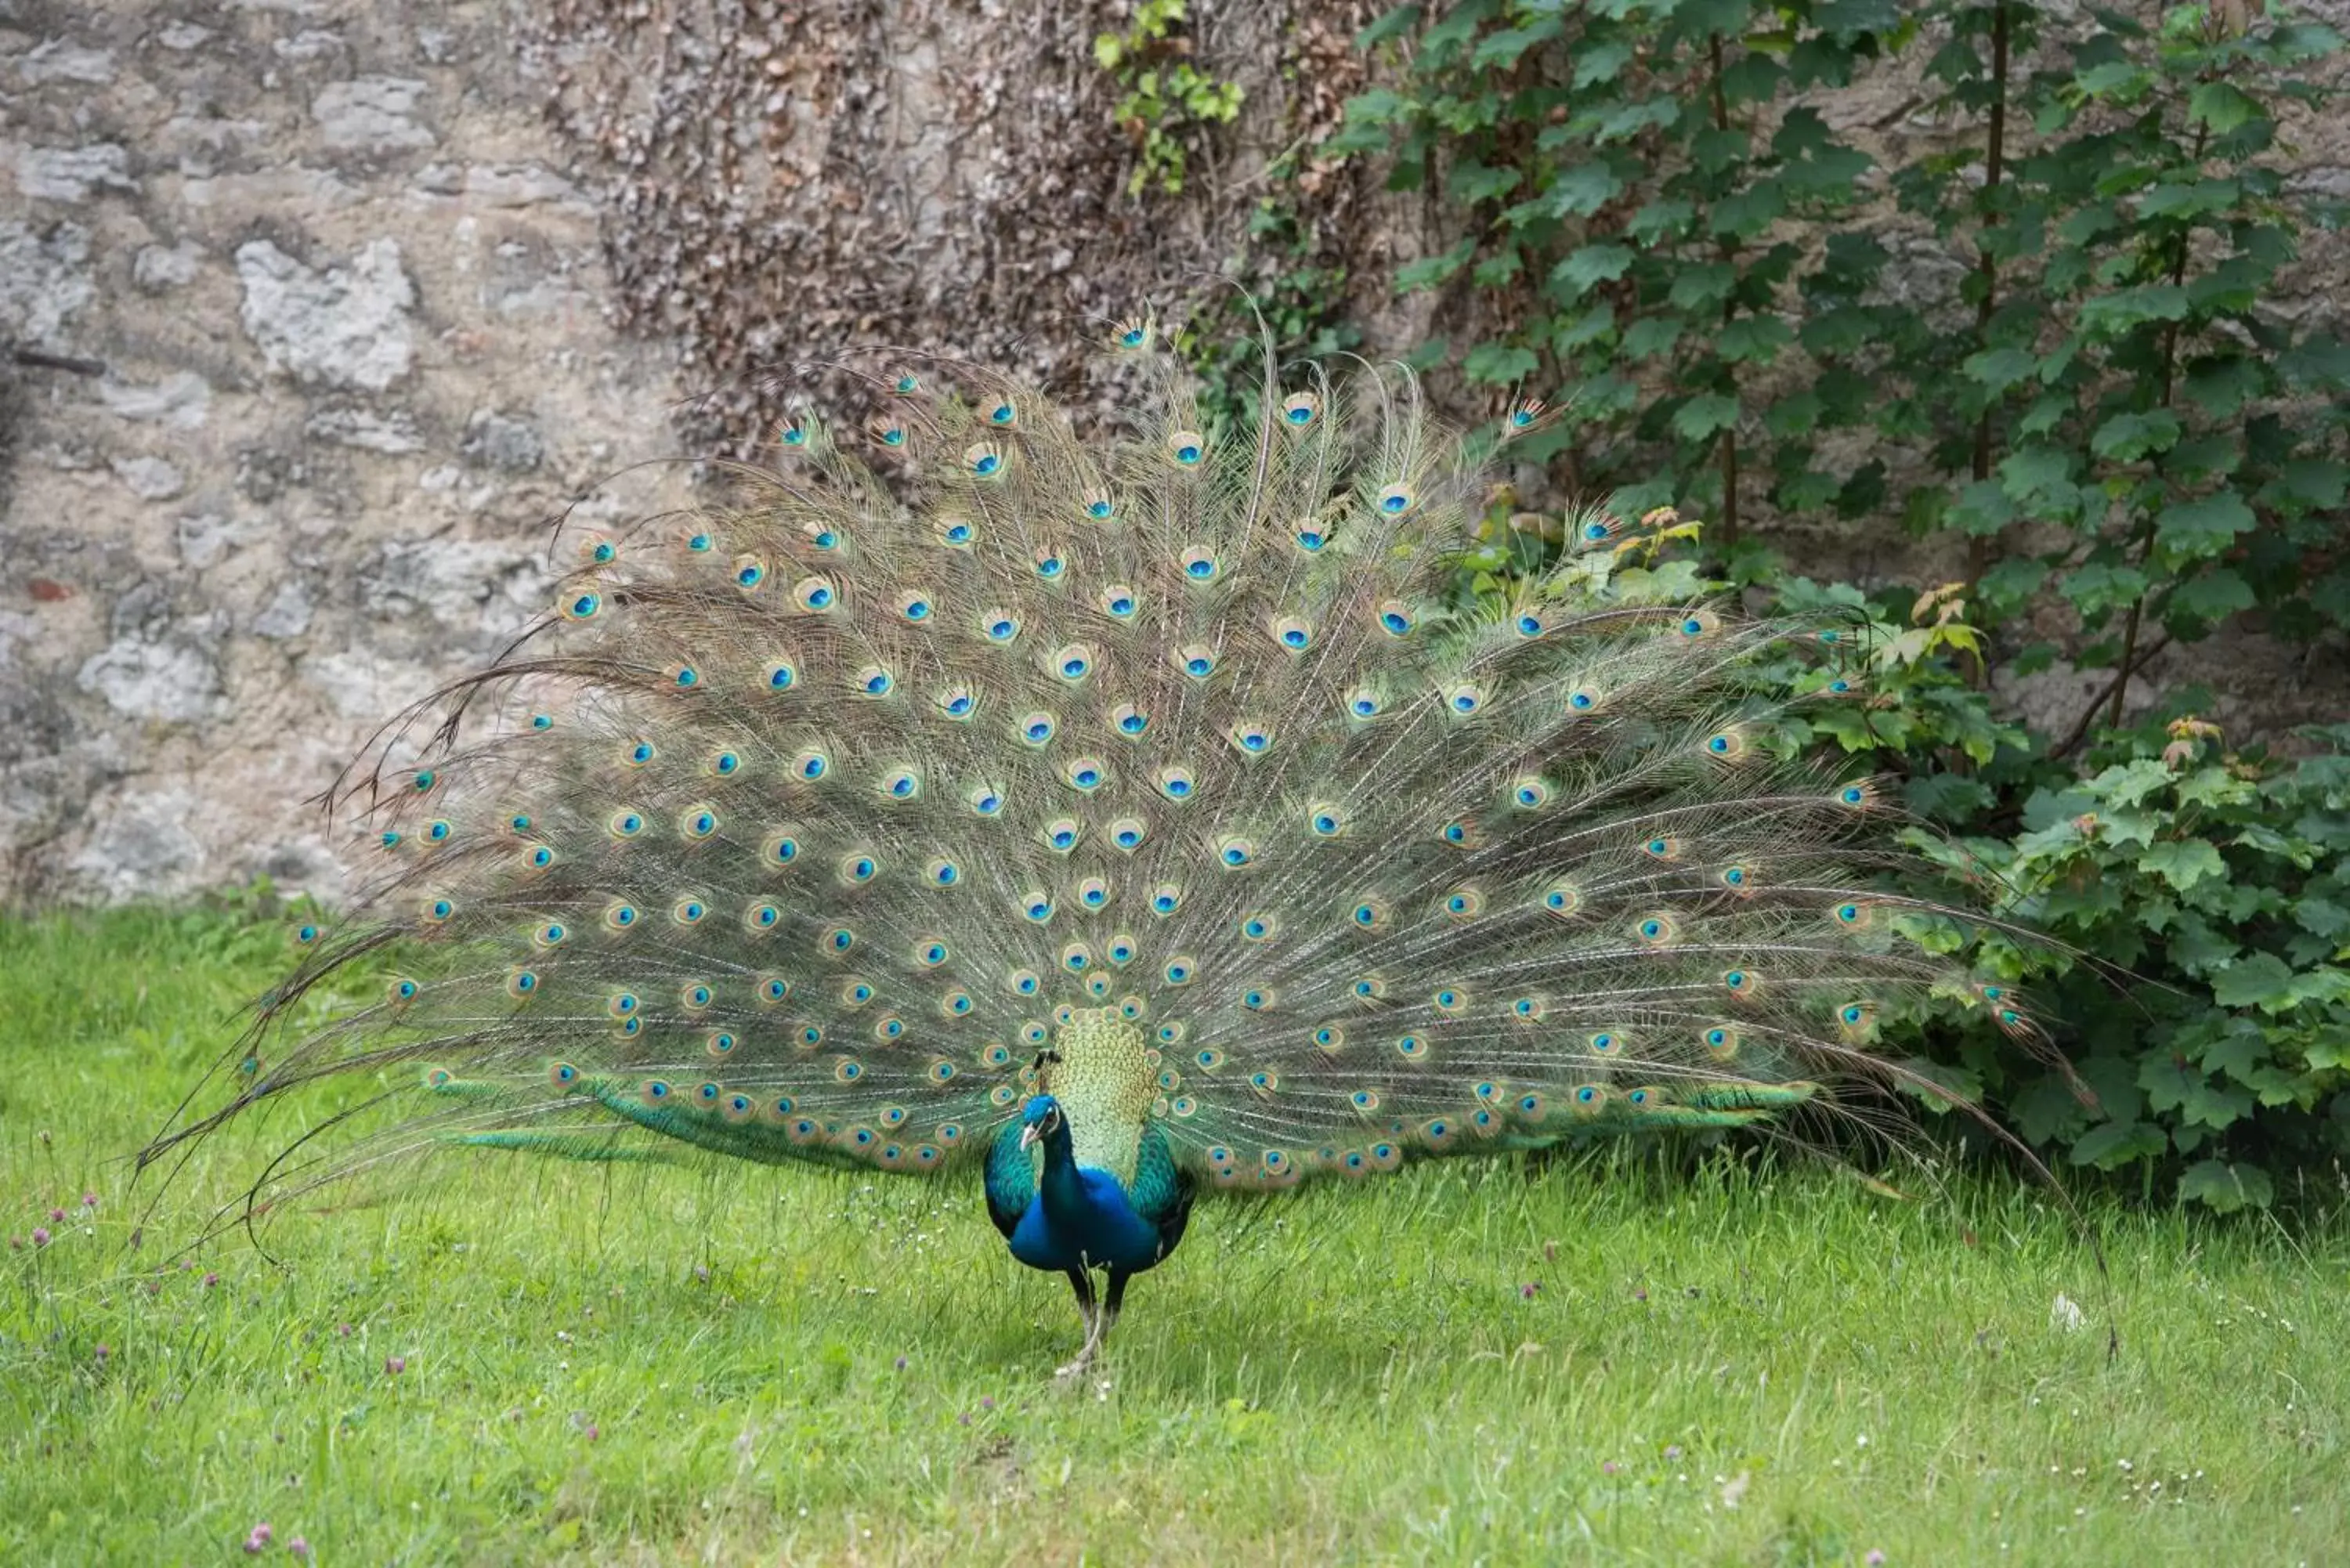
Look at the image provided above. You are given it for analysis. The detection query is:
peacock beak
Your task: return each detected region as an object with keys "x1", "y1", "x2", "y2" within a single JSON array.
[{"x1": 1019, "y1": 1122, "x2": 1043, "y2": 1152}]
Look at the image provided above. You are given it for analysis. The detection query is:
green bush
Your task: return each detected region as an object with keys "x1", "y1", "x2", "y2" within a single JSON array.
[{"x1": 1307, "y1": 0, "x2": 2350, "y2": 1205}]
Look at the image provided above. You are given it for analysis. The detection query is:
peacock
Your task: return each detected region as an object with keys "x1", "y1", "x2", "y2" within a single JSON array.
[{"x1": 143, "y1": 320, "x2": 2040, "y2": 1377}]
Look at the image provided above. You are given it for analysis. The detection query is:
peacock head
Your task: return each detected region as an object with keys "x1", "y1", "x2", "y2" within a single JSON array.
[{"x1": 1018, "y1": 1094, "x2": 1068, "y2": 1153}]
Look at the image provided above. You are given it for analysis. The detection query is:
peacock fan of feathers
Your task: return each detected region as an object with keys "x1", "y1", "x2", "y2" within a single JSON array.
[{"x1": 143, "y1": 320, "x2": 2051, "y2": 1375}]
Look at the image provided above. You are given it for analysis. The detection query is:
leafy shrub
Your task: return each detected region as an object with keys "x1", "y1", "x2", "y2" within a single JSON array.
[{"x1": 1300, "y1": 1, "x2": 2350, "y2": 1205}]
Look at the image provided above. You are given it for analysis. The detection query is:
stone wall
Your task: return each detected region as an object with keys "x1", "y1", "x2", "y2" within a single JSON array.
[
  {"x1": 3, "y1": 0, "x2": 2344, "y2": 906},
  {"x1": 1, "y1": 0, "x2": 691, "y2": 902}
]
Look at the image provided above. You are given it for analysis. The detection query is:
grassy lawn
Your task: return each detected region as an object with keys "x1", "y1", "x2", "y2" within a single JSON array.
[{"x1": 2, "y1": 907, "x2": 2345, "y2": 1564}]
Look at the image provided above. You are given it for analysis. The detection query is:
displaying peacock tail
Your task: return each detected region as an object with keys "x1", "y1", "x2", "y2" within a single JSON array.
[{"x1": 143, "y1": 318, "x2": 2044, "y2": 1369}]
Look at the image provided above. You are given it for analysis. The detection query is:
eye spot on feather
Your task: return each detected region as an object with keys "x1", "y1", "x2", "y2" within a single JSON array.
[
  {"x1": 562, "y1": 590, "x2": 602, "y2": 621},
  {"x1": 506, "y1": 968, "x2": 539, "y2": 999},
  {"x1": 821, "y1": 926, "x2": 855, "y2": 956},
  {"x1": 1017, "y1": 710, "x2": 1058, "y2": 746},
  {"x1": 1043, "y1": 819, "x2": 1079, "y2": 854},
  {"x1": 968, "y1": 787, "x2": 1004, "y2": 817},
  {"x1": 965, "y1": 443, "x2": 1004, "y2": 479},
  {"x1": 1100, "y1": 586, "x2": 1138, "y2": 620},
  {"x1": 1081, "y1": 488, "x2": 1114, "y2": 521},
  {"x1": 1271, "y1": 616, "x2": 1314, "y2": 652},
  {"x1": 419, "y1": 895, "x2": 454, "y2": 925},
  {"x1": 1675, "y1": 609, "x2": 1719, "y2": 641},
  {"x1": 1442, "y1": 886, "x2": 1484, "y2": 921},
  {"x1": 837, "y1": 852, "x2": 879, "y2": 886},
  {"x1": 1703, "y1": 726, "x2": 1747, "y2": 760},
  {"x1": 1722, "y1": 966, "x2": 1760, "y2": 998},
  {"x1": 941, "y1": 990, "x2": 974, "y2": 1016},
  {"x1": 1641, "y1": 836, "x2": 1682, "y2": 861},
  {"x1": 765, "y1": 658, "x2": 798, "y2": 692},
  {"x1": 1238, "y1": 912, "x2": 1276, "y2": 942},
  {"x1": 1376, "y1": 601, "x2": 1415, "y2": 638},
  {"x1": 1217, "y1": 836, "x2": 1257, "y2": 869},
  {"x1": 1249, "y1": 1069, "x2": 1279, "y2": 1098},
  {"x1": 1294, "y1": 523, "x2": 1328, "y2": 554},
  {"x1": 1179, "y1": 545, "x2": 1220, "y2": 582},
  {"x1": 1021, "y1": 891, "x2": 1054, "y2": 923},
  {"x1": 673, "y1": 898, "x2": 709, "y2": 926},
  {"x1": 533, "y1": 921, "x2": 569, "y2": 948},
  {"x1": 764, "y1": 832, "x2": 802, "y2": 867},
  {"x1": 792, "y1": 747, "x2": 830, "y2": 782},
  {"x1": 1227, "y1": 721, "x2": 1273, "y2": 756},
  {"x1": 1109, "y1": 938, "x2": 1138, "y2": 966},
  {"x1": 1633, "y1": 913, "x2": 1676, "y2": 945},
  {"x1": 1431, "y1": 986, "x2": 1469, "y2": 1014},
  {"x1": 1349, "y1": 898, "x2": 1391, "y2": 932},
  {"x1": 1703, "y1": 1026, "x2": 1739, "y2": 1059},
  {"x1": 1150, "y1": 884, "x2": 1183, "y2": 915},
  {"x1": 1033, "y1": 551, "x2": 1067, "y2": 581},
  {"x1": 1281, "y1": 392, "x2": 1320, "y2": 428},
  {"x1": 1063, "y1": 756, "x2": 1106, "y2": 792},
  {"x1": 602, "y1": 901, "x2": 640, "y2": 931},
  {"x1": 1838, "y1": 1001, "x2": 1878, "y2": 1037},
  {"x1": 1176, "y1": 645, "x2": 1217, "y2": 680},
  {"x1": 1156, "y1": 766, "x2": 1197, "y2": 802},
  {"x1": 1540, "y1": 881, "x2": 1578, "y2": 914},
  {"x1": 1110, "y1": 816, "x2": 1147, "y2": 851},
  {"x1": 1512, "y1": 995, "x2": 1547, "y2": 1023},
  {"x1": 744, "y1": 901, "x2": 783, "y2": 932},
  {"x1": 1241, "y1": 988, "x2": 1272, "y2": 1010},
  {"x1": 681, "y1": 806, "x2": 719, "y2": 841},
  {"x1": 1512, "y1": 778, "x2": 1550, "y2": 810},
  {"x1": 1167, "y1": 430, "x2": 1206, "y2": 467},
  {"x1": 1721, "y1": 864, "x2": 1755, "y2": 894},
  {"x1": 1163, "y1": 956, "x2": 1196, "y2": 986},
  {"x1": 1835, "y1": 782, "x2": 1878, "y2": 810},
  {"x1": 757, "y1": 976, "x2": 791, "y2": 1004},
  {"x1": 1078, "y1": 876, "x2": 1112, "y2": 909}
]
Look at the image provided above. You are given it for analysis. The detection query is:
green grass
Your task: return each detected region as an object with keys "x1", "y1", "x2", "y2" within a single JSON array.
[{"x1": 2, "y1": 908, "x2": 2346, "y2": 1565}]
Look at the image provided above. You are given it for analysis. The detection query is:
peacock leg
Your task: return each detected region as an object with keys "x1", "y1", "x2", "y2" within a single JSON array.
[
  {"x1": 1054, "y1": 1267, "x2": 1106, "y2": 1381},
  {"x1": 1100, "y1": 1269, "x2": 1130, "y2": 1345}
]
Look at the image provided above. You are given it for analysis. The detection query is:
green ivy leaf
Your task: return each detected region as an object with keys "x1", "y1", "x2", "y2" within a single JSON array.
[
  {"x1": 1448, "y1": 161, "x2": 1522, "y2": 205},
  {"x1": 1625, "y1": 198, "x2": 1696, "y2": 243},
  {"x1": 1462, "y1": 341, "x2": 1540, "y2": 386},
  {"x1": 1397, "y1": 235, "x2": 1475, "y2": 291},
  {"x1": 2178, "y1": 1158, "x2": 2273, "y2": 1212},
  {"x1": 1573, "y1": 41, "x2": 1636, "y2": 89},
  {"x1": 1471, "y1": 18, "x2": 1564, "y2": 70},
  {"x1": 1549, "y1": 244, "x2": 1635, "y2": 299},
  {"x1": 1355, "y1": 5, "x2": 1422, "y2": 49},
  {"x1": 2167, "y1": 567, "x2": 2256, "y2": 627},
  {"x1": 2077, "y1": 284, "x2": 2189, "y2": 337},
  {"x1": 1963, "y1": 346, "x2": 2039, "y2": 395},
  {"x1": 2187, "y1": 81, "x2": 2263, "y2": 135},
  {"x1": 2210, "y1": 951, "x2": 2298, "y2": 1013},
  {"x1": 2153, "y1": 492, "x2": 2257, "y2": 562},
  {"x1": 2090, "y1": 409, "x2": 2182, "y2": 461},
  {"x1": 2139, "y1": 837, "x2": 2227, "y2": 894},
  {"x1": 1621, "y1": 316, "x2": 1683, "y2": 360},
  {"x1": 1717, "y1": 316, "x2": 1792, "y2": 364},
  {"x1": 1672, "y1": 393, "x2": 1741, "y2": 443},
  {"x1": 1549, "y1": 162, "x2": 1625, "y2": 217},
  {"x1": 2070, "y1": 1118, "x2": 2167, "y2": 1169}
]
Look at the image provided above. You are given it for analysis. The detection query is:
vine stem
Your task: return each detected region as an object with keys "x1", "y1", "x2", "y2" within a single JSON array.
[
  {"x1": 2102, "y1": 111, "x2": 2211, "y2": 734},
  {"x1": 1708, "y1": 32, "x2": 1739, "y2": 553},
  {"x1": 1964, "y1": 1, "x2": 2012, "y2": 690}
]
